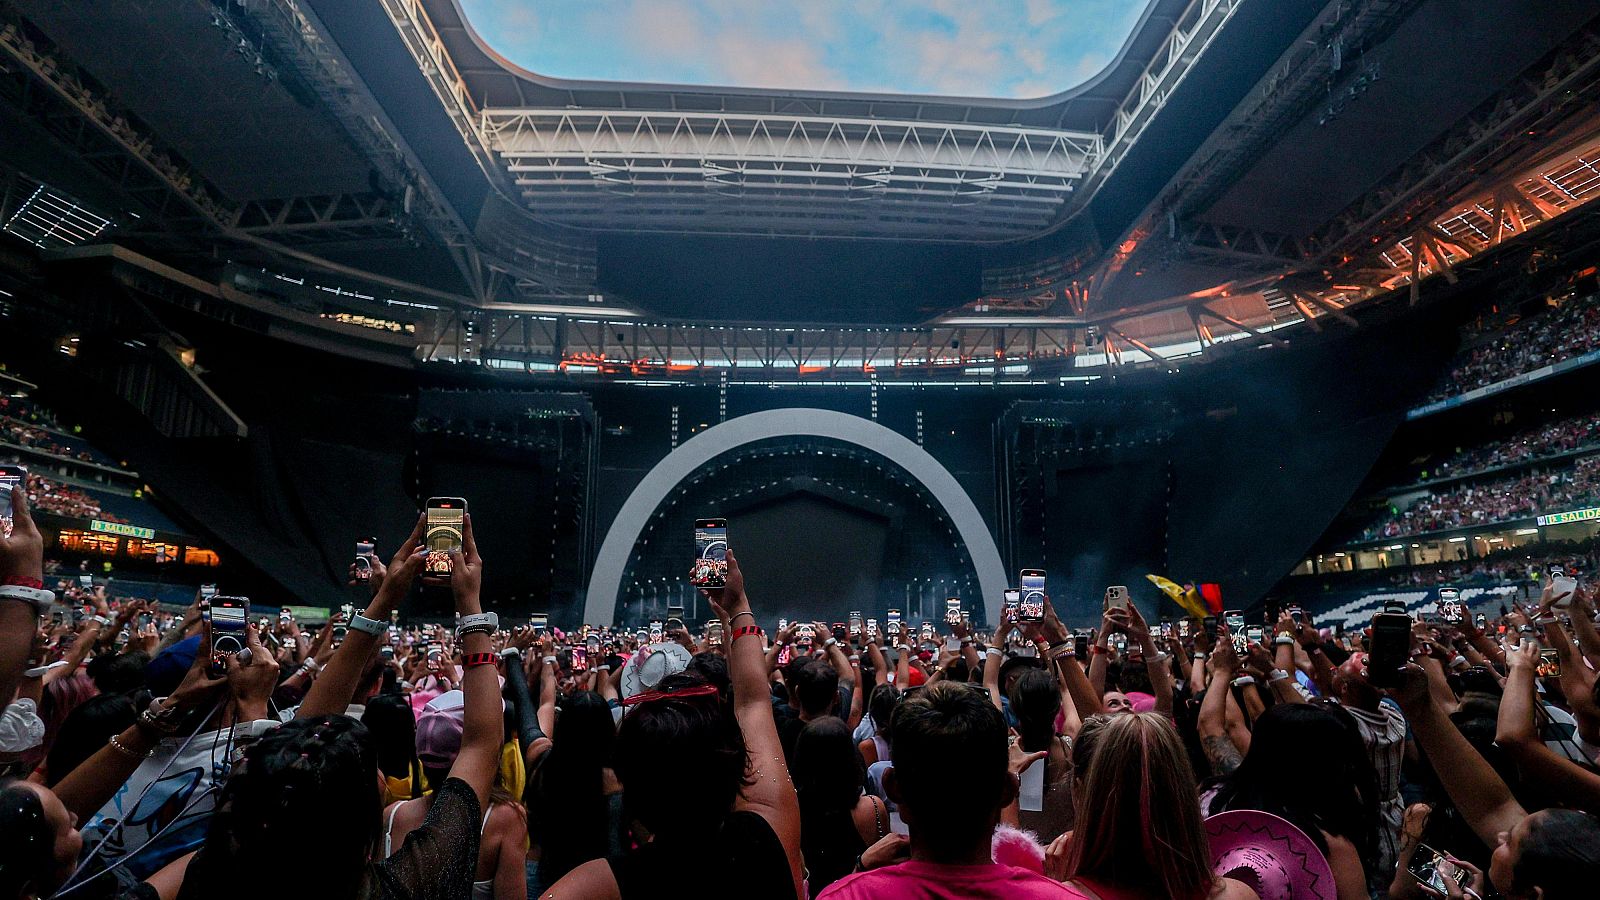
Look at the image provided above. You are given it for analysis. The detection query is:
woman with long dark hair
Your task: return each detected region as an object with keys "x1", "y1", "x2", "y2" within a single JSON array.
[
  {"x1": 544, "y1": 551, "x2": 803, "y2": 900},
  {"x1": 793, "y1": 717, "x2": 889, "y2": 893},
  {"x1": 528, "y1": 690, "x2": 621, "y2": 889},
  {"x1": 1008, "y1": 667, "x2": 1075, "y2": 841},
  {"x1": 1203, "y1": 703, "x2": 1380, "y2": 900},
  {"x1": 363, "y1": 690, "x2": 422, "y2": 805}
]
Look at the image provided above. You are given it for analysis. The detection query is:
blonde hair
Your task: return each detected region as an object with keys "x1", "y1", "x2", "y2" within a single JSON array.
[{"x1": 1063, "y1": 712, "x2": 1216, "y2": 900}]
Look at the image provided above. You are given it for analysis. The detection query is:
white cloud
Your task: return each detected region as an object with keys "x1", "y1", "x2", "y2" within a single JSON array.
[{"x1": 461, "y1": 0, "x2": 1152, "y2": 99}]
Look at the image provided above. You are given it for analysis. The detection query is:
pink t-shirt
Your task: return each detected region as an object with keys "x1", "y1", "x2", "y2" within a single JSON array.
[{"x1": 818, "y1": 861, "x2": 1091, "y2": 900}]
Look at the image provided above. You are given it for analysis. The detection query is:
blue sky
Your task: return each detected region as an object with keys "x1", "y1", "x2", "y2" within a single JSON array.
[{"x1": 458, "y1": 0, "x2": 1153, "y2": 99}]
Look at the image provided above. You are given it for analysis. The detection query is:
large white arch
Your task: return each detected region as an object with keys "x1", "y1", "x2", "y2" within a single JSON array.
[{"x1": 585, "y1": 408, "x2": 1008, "y2": 625}]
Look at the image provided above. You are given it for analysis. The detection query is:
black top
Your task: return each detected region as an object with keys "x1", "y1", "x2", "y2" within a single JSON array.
[
  {"x1": 371, "y1": 777, "x2": 483, "y2": 899},
  {"x1": 609, "y1": 811, "x2": 795, "y2": 900}
]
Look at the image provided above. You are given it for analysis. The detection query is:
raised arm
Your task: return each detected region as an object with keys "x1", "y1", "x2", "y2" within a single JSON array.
[
  {"x1": 866, "y1": 636, "x2": 888, "y2": 686},
  {"x1": 1122, "y1": 603, "x2": 1173, "y2": 717},
  {"x1": 1494, "y1": 642, "x2": 1600, "y2": 814},
  {"x1": 1392, "y1": 664, "x2": 1525, "y2": 847},
  {"x1": 298, "y1": 522, "x2": 423, "y2": 719},
  {"x1": 446, "y1": 514, "x2": 502, "y2": 809},
  {"x1": 1198, "y1": 629, "x2": 1244, "y2": 777},
  {"x1": 1566, "y1": 588, "x2": 1600, "y2": 668},
  {"x1": 0, "y1": 488, "x2": 45, "y2": 707},
  {"x1": 706, "y1": 552, "x2": 802, "y2": 900}
]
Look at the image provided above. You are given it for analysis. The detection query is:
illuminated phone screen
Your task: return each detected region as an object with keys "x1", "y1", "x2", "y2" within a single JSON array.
[
  {"x1": 426, "y1": 499, "x2": 466, "y2": 576},
  {"x1": 691, "y1": 519, "x2": 728, "y2": 588},
  {"x1": 1020, "y1": 571, "x2": 1046, "y2": 621}
]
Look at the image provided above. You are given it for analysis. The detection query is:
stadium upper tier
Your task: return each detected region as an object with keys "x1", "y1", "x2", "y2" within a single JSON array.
[{"x1": 5, "y1": 0, "x2": 1600, "y2": 354}]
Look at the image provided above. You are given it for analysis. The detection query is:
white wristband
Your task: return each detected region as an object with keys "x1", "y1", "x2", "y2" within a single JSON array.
[
  {"x1": 0, "y1": 584, "x2": 53, "y2": 612},
  {"x1": 348, "y1": 613, "x2": 387, "y2": 636},
  {"x1": 1268, "y1": 669, "x2": 1290, "y2": 682},
  {"x1": 825, "y1": 637, "x2": 839, "y2": 647},
  {"x1": 542, "y1": 655, "x2": 558, "y2": 666}
]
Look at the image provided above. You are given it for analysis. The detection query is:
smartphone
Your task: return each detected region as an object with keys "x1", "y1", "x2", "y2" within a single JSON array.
[
  {"x1": 690, "y1": 518, "x2": 728, "y2": 589},
  {"x1": 571, "y1": 646, "x2": 588, "y2": 671},
  {"x1": 919, "y1": 622, "x2": 935, "y2": 642},
  {"x1": 0, "y1": 464, "x2": 26, "y2": 538},
  {"x1": 1110, "y1": 634, "x2": 1127, "y2": 654},
  {"x1": 1003, "y1": 589, "x2": 1020, "y2": 625},
  {"x1": 1246, "y1": 626, "x2": 1264, "y2": 645},
  {"x1": 207, "y1": 596, "x2": 250, "y2": 677},
  {"x1": 866, "y1": 617, "x2": 879, "y2": 639},
  {"x1": 1367, "y1": 601, "x2": 1412, "y2": 688},
  {"x1": 1548, "y1": 566, "x2": 1577, "y2": 608},
  {"x1": 426, "y1": 646, "x2": 442, "y2": 670},
  {"x1": 531, "y1": 613, "x2": 549, "y2": 635},
  {"x1": 778, "y1": 617, "x2": 789, "y2": 632},
  {"x1": 425, "y1": 497, "x2": 467, "y2": 577},
  {"x1": 666, "y1": 604, "x2": 685, "y2": 632},
  {"x1": 848, "y1": 611, "x2": 863, "y2": 637},
  {"x1": 1178, "y1": 619, "x2": 1190, "y2": 638},
  {"x1": 1407, "y1": 844, "x2": 1470, "y2": 895},
  {"x1": 200, "y1": 583, "x2": 218, "y2": 600},
  {"x1": 832, "y1": 622, "x2": 847, "y2": 642},
  {"x1": 1019, "y1": 569, "x2": 1046, "y2": 623},
  {"x1": 1224, "y1": 610, "x2": 1246, "y2": 654},
  {"x1": 944, "y1": 597, "x2": 962, "y2": 625},
  {"x1": 1103, "y1": 585, "x2": 1129, "y2": 612},
  {"x1": 1436, "y1": 588, "x2": 1463, "y2": 624},
  {"x1": 138, "y1": 612, "x2": 153, "y2": 629},
  {"x1": 649, "y1": 620, "x2": 663, "y2": 643},
  {"x1": 1288, "y1": 606, "x2": 1304, "y2": 623},
  {"x1": 796, "y1": 623, "x2": 814, "y2": 645},
  {"x1": 78, "y1": 574, "x2": 93, "y2": 590},
  {"x1": 886, "y1": 609, "x2": 901, "y2": 636},
  {"x1": 1538, "y1": 648, "x2": 1562, "y2": 678},
  {"x1": 1474, "y1": 613, "x2": 1487, "y2": 629},
  {"x1": 1074, "y1": 632, "x2": 1089, "y2": 661},
  {"x1": 354, "y1": 540, "x2": 375, "y2": 582},
  {"x1": 707, "y1": 622, "x2": 724, "y2": 647}
]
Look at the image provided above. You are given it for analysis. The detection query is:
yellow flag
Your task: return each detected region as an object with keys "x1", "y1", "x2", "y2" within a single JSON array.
[{"x1": 1146, "y1": 574, "x2": 1208, "y2": 619}]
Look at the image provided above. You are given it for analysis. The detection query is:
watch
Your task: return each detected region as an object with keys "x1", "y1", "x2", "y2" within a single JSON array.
[
  {"x1": 348, "y1": 613, "x2": 387, "y2": 636},
  {"x1": 456, "y1": 612, "x2": 499, "y2": 636},
  {"x1": 0, "y1": 584, "x2": 54, "y2": 612}
]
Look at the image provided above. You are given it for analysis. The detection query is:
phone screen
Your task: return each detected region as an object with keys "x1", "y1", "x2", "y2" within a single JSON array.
[
  {"x1": 1246, "y1": 626, "x2": 1264, "y2": 645},
  {"x1": 848, "y1": 611, "x2": 863, "y2": 636},
  {"x1": 1407, "y1": 844, "x2": 1469, "y2": 894},
  {"x1": 691, "y1": 518, "x2": 728, "y2": 588},
  {"x1": 0, "y1": 464, "x2": 25, "y2": 538},
  {"x1": 1019, "y1": 570, "x2": 1046, "y2": 622},
  {"x1": 666, "y1": 605, "x2": 685, "y2": 631},
  {"x1": 531, "y1": 613, "x2": 549, "y2": 634},
  {"x1": 1178, "y1": 619, "x2": 1190, "y2": 637},
  {"x1": 866, "y1": 618, "x2": 879, "y2": 638},
  {"x1": 425, "y1": 498, "x2": 466, "y2": 576},
  {"x1": 886, "y1": 610, "x2": 901, "y2": 636},
  {"x1": 1538, "y1": 648, "x2": 1562, "y2": 678},
  {"x1": 944, "y1": 598, "x2": 962, "y2": 625},
  {"x1": 208, "y1": 596, "x2": 250, "y2": 676},
  {"x1": 355, "y1": 540, "x2": 375, "y2": 581},
  {"x1": 649, "y1": 621, "x2": 663, "y2": 643},
  {"x1": 1436, "y1": 588, "x2": 1463, "y2": 623}
]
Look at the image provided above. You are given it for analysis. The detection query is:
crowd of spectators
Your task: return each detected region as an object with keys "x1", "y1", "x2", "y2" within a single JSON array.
[
  {"x1": 1425, "y1": 290, "x2": 1600, "y2": 403},
  {"x1": 19, "y1": 473, "x2": 118, "y2": 523},
  {"x1": 1362, "y1": 454, "x2": 1600, "y2": 541},
  {"x1": 1405, "y1": 412, "x2": 1600, "y2": 486},
  {"x1": 1, "y1": 494, "x2": 1597, "y2": 900},
  {"x1": 1, "y1": 418, "x2": 103, "y2": 466}
]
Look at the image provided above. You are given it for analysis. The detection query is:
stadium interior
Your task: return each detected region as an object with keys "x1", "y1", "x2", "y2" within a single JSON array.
[{"x1": 3, "y1": 0, "x2": 1600, "y2": 633}]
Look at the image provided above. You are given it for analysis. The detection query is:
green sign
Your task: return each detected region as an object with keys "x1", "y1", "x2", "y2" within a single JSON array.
[
  {"x1": 1536, "y1": 506, "x2": 1600, "y2": 527},
  {"x1": 89, "y1": 519, "x2": 155, "y2": 540}
]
